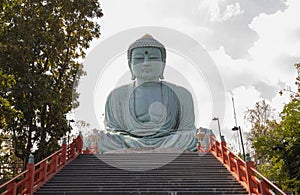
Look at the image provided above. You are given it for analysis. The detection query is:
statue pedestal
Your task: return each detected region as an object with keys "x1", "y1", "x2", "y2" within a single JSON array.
[
  {"x1": 98, "y1": 147, "x2": 187, "y2": 171},
  {"x1": 104, "y1": 147, "x2": 185, "y2": 154}
]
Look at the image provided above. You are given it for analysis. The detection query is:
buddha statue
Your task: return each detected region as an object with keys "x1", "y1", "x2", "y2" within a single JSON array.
[{"x1": 97, "y1": 34, "x2": 198, "y2": 152}]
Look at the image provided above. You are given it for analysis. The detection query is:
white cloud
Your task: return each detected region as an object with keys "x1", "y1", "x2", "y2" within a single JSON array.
[
  {"x1": 231, "y1": 86, "x2": 261, "y2": 127},
  {"x1": 222, "y1": 3, "x2": 244, "y2": 21},
  {"x1": 207, "y1": 0, "x2": 300, "y2": 97},
  {"x1": 75, "y1": 0, "x2": 300, "y2": 152},
  {"x1": 192, "y1": 0, "x2": 287, "y2": 58},
  {"x1": 95, "y1": 0, "x2": 286, "y2": 59},
  {"x1": 249, "y1": 0, "x2": 300, "y2": 82},
  {"x1": 200, "y1": 1, "x2": 245, "y2": 22},
  {"x1": 208, "y1": 0, "x2": 300, "y2": 140},
  {"x1": 197, "y1": 0, "x2": 222, "y2": 22}
]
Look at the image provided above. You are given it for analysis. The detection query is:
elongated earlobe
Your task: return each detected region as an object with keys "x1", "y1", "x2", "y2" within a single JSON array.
[
  {"x1": 130, "y1": 69, "x2": 136, "y2": 80},
  {"x1": 159, "y1": 64, "x2": 165, "y2": 80},
  {"x1": 131, "y1": 75, "x2": 136, "y2": 80},
  {"x1": 159, "y1": 74, "x2": 164, "y2": 80}
]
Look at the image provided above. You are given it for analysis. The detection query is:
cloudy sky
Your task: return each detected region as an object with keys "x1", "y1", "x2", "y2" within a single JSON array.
[{"x1": 74, "y1": 0, "x2": 300, "y2": 153}]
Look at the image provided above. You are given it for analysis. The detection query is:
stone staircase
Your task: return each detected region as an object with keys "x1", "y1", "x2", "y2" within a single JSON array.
[{"x1": 34, "y1": 152, "x2": 248, "y2": 195}]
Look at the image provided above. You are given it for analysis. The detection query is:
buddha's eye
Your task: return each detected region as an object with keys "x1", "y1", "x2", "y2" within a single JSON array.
[
  {"x1": 149, "y1": 55, "x2": 160, "y2": 61},
  {"x1": 133, "y1": 55, "x2": 144, "y2": 60}
]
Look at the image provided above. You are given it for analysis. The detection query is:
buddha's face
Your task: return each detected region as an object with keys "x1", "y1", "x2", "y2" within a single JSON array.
[{"x1": 130, "y1": 47, "x2": 164, "y2": 81}]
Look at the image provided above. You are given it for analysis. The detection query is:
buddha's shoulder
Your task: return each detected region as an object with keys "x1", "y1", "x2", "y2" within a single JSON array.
[
  {"x1": 107, "y1": 83, "x2": 133, "y2": 97},
  {"x1": 162, "y1": 81, "x2": 192, "y2": 96}
]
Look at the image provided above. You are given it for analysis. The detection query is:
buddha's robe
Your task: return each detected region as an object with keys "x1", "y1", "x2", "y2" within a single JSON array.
[{"x1": 97, "y1": 81, "x2": 198, "y2": 152}]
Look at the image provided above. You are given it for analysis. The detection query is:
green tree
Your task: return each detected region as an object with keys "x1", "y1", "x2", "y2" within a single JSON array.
[
  {"x1": 279, "y1": 99, "x2": 300, "y2": 190},
  {"x1": 252, "y1": 100, "x2": 300, "y2": 192},
  {"x1": 0, "y1": 0, "x2": 103, "y2": 167},
  {"x1": 294, "y1": 63, "x2": 300, "y2": 99},
  {"x1": 75, "y1": 120, "x2": 90, "y2": 133},
  {"x1": 245, "y1": 64, "x2": 300, "y2": 193},
  {"x1": 0, "y1": 70, "x2": 23, "y2": 183},
  {"x1": 0, "y1": 71, "x2": 19, "y2": 129},
  {"x1": 0, "y1": 132, "x2": 21, "y2": 184},
  {"x1": 244, "y1": 99, "x2": 274, "y2": 163}
]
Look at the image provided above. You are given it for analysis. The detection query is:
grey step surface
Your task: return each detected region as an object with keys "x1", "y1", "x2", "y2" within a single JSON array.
[{"x1": 34, "y1": 152, "x2": 248, "y2": 195}]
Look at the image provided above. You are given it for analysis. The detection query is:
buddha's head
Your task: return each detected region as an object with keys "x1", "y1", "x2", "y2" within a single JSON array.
[{"x1": 127, "y1": 34, "x2": 166, "y2": 82}]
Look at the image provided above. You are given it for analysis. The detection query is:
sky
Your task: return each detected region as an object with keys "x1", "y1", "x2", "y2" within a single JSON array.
[{"x1": 73, "y1": 0, "x2": 300, "y2": 153}]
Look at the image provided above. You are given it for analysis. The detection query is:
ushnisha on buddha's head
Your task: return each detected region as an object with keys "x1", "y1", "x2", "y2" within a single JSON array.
[
  {"x1": 98, "y1": 33, "x2": 198, "y2": 153},
  {"x1": 127, "y1": 34, "x2": 166, "y2": 84}
]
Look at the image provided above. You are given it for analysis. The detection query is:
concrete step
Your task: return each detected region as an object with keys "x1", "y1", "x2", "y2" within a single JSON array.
[{"x1": 34, "y1": 152, "x2": 247, "y2": 195}]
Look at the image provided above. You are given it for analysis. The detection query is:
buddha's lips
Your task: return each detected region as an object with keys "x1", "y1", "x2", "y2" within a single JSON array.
[{"x1": 143, "y1": 68, "x2": 152, "y2": 72}]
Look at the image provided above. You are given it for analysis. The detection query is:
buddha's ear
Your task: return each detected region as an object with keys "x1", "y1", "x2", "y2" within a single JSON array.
[
  {"x1": 159, "y1": 63, "x2": 165, "y2": 80},
  {"x1": 130, "y1": 68, "x2": 136, "y2": 80},
  {"x1": 128, "y1": 60, "x2": 136, "y2": 80}
]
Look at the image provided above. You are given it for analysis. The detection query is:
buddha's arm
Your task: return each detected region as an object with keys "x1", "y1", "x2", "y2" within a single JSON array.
[
  {"x1": 176, "y1": 87, "x2": 197, "y2": 132},
  {"x1": 104, "y1": 91, "x2": 124, "y2": 132}
]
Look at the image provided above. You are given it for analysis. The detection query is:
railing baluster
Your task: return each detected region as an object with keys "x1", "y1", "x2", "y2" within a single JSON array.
[
  {"x1": 40, "y1": 161, "x2": 47, "y2": 183},
  {"x1": 0, "y1": 135, "x2": 83, "y2": 195},
  {"x1": 62, "y1": 138, "x2": 67, "y2": 166},
  {"x1": 70, "y1": 142, "x2": 75, "y2": 160},
  {"x1": 25, "y1": 154, "x2": 35, "y2": 195},
  {"x1": 6, "y1": 180, "x2": 16, "y2": 195},
  {"x1": 209, "y1": 136, "x2": 286, "y2": 195},
  {"x1": 221, "y1": 136, "x2": 227, "y2": 164},
  {"x1": 228, "y1": 152, "x2": 235, "y2": 172},
  {"x1": 246, "y1": 160, "x2": 255, "y2": 193},
  {"x1": 52, "y1": 153, "x2": 58, "y2": 174}
]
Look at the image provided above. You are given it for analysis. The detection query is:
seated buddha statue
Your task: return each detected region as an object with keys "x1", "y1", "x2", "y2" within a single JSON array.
[{"x1": 97, "y1": 34, "x2": 198, "y2": 152}]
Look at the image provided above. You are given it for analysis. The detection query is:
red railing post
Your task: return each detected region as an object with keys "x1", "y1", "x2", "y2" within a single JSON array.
[
  {"x1": 261, "y1": 179, "x2": 271, "y2": 195},
  {"x1": 77, "y1": 132, "x2": 83, "y2": 154},
  {"x1": 209, "y1": 135, "x2": 216, "y2": 153},
  {"x1": 216, "y1": 141, "x2": 221, "y2": 157},
  {"x1": 83, "y1": 147, "x2": 90, "y2": 154},
  {"x1": 245, "y1": 154, "x2": 255, "y2": 194},
  {"x1": 40, "y1": 161, "x2": 47, "y2": 183},
  {"x1": 207, "y1": 135, "x2": 286, "y2": 195},
  {"x1": 0, "y1": 136, "x2": 88, "y2": 195},
  {"x1": 236, "y1": 158, "x2": 244, "y2": 182},
  {"x1": 25, "y1": 154, "x2": 35, "y2": 195},
  {"x1": 208, "y1": 135, "x2": 213, "y2": 152},
  {"x1": 221, "y1": 136, "x2": 227, "y2": 163},
  {"x1": 70, "y1": 142, "x2": 75, "y2": 159},
  {"x1": 228, "y1": 152, "x2": 235, "y2": 172},
  {"x1": 51, "y1": 154, "x2": 58, "y2": 174},
  {"x1": 6, "y1": 180, "x2": 16, "y2": 195},
  {"x1": 62, "y1": 138, "x2": 67, "y2": 166}
]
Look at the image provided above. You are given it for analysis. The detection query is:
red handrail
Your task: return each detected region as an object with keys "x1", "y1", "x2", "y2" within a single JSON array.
[
  {"x1": 2, "y1": 133, "x2": 286, "y2": 195},
  {"x1": 199, "y1": 135, "x2": 286, "y2": 195},
  {"x1": 0, "y1": 135, "x2": 83, "y2": 195}
]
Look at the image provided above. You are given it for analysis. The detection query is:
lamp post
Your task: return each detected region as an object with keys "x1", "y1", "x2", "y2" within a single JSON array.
[
  {"x1": 212, "y1": 117, "x2": 222, "y2": 141},
  {"x1": 232, "y1": 126, "x2": 246, "y2": 160}
]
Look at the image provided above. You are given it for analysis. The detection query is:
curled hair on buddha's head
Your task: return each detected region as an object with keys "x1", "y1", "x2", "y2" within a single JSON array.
[
  {"x1": 128, "y1": 34, "x2": 166, "y2": 80},
  {"x1": 127, "y1": 34, "x2": 166, "y2": 66}
]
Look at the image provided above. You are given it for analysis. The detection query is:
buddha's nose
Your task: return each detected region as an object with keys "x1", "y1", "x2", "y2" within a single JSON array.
[
  {"x1": 143, "y1": 56, "x2": 150, "y2": 65},
  {"x1": 144, "y1": 55, "x2": 150, "y2": 63}
]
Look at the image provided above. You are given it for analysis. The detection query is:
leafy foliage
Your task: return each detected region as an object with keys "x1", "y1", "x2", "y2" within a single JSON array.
[
  {"x1": 294, "y1": 63, "x2": 300, "y2": 99},
  {"x1": 0, "y1": 71, "x2": 20, "y2": 129},
  {"x1": 244, "y1": 64, "x2": 300, "y2": 193},
  {"x1": 0, "y1": 71, "x2": 22, "y2": 183},
  {"x1": 252, "y1": 100, "x2": 300, "y2": 192},
  {"x1": 0, "y1": 132, "x2": 22, "y2": 184},
  {"x1": 244, "y1": 99, "x2": 274, "y2": 163},
  {"x1": 0, "y1": 0, "x2": 103, "y2": 169}
]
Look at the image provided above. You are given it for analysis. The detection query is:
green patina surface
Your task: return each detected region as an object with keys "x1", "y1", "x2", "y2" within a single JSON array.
[{"x1": 98, "y1": 34, "x2": 198, "y2": 152}]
